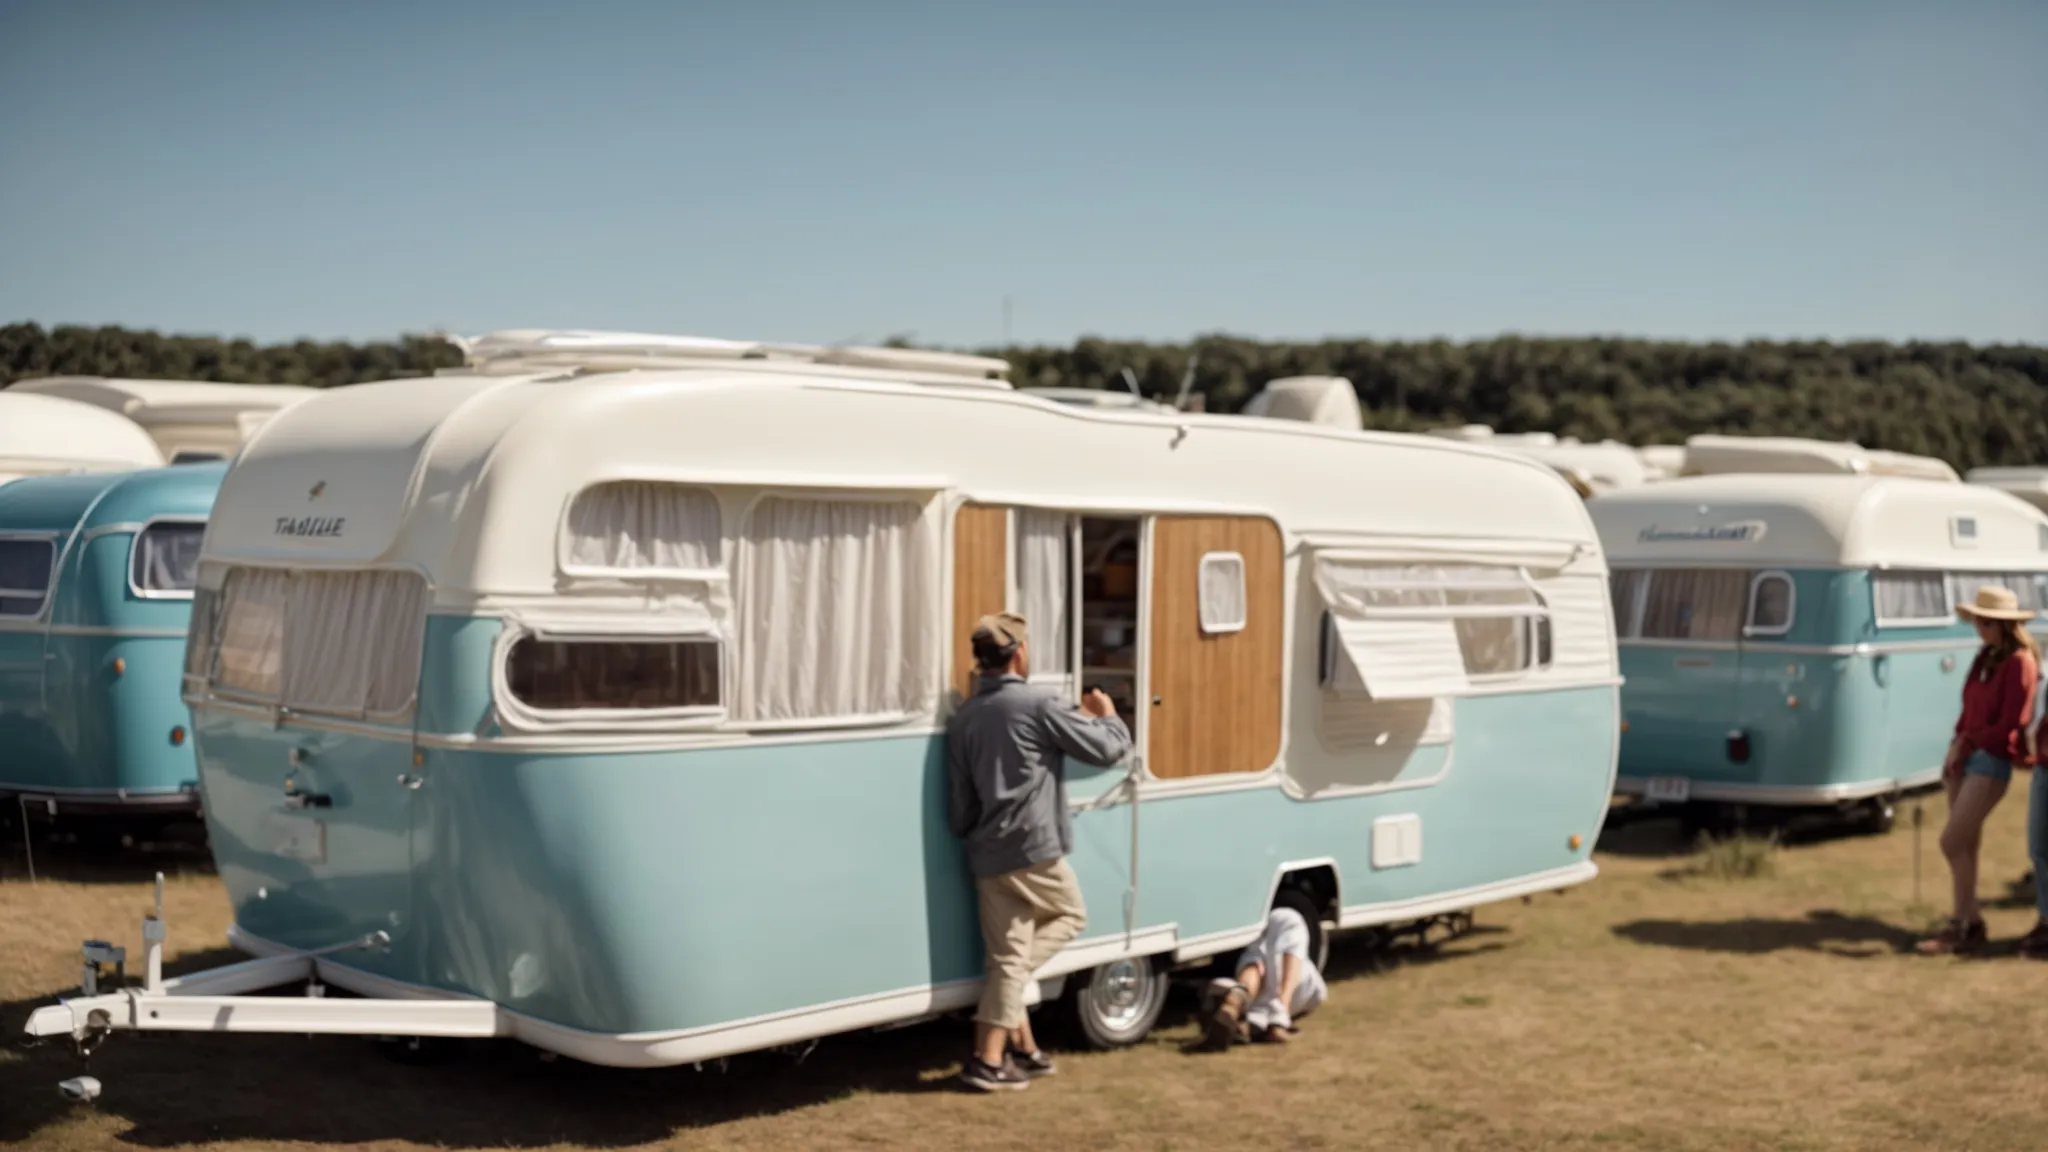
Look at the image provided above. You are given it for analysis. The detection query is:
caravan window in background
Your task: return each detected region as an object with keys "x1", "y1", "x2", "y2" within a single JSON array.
[
  {"x1": 1745, "y1": 572, "x2": 1795, "y2": 636},
  {"x1": 0, "y1": 538, "x2": 56, "y2": 617},
  {"x1": 564, "y1": 481, "x2": 721, "y2": 572},
  {"x1": 507, "y1": 637, "x2": 721, "y2": 713},
  {"x1": 1637, "y1": 569, "x2": 1750, "y2": 641},
  {"x1": 1948, "y1": 571, "x2": 2039, "y2": 612},
  {"x1": 1873, "y1": 571, "x2": 1952, "y2": 628},
  {"x1": 130, "y1": 522, "x2": 207, "y2": 595},
  {"x1": 734, "y1": 496, "x2": 935, "y2": 723}
]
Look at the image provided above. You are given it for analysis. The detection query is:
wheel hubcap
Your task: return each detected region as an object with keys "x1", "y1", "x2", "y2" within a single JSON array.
[{"x1": 1092, "y1": 959, "x2": 1150, "y2": 1031}]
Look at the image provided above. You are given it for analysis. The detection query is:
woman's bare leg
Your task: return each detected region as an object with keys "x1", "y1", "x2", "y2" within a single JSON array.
[{"x1": 1942, "y1": 773, "x2": 2010, "y2": 922}]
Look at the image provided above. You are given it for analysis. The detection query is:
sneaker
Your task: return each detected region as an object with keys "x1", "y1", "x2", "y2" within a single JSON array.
[
  {"x1": 959, "y1": 1057, "x2": 1030, "y2": 1092},
  {"x1": 1008, "y1": 1047, "x2": 1057, "y2": 1076},
  {"x1": 1915, "y1": 917, "x2": 1987, "y2": 956},
  {"x1": 2018, "y1": 921, "x2": 2048, "y2": 961}
]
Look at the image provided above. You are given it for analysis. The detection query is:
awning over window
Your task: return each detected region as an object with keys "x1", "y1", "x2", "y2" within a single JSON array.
[{"x1": 1327, "y1": 616, "x2": 1471, "y2": 701}]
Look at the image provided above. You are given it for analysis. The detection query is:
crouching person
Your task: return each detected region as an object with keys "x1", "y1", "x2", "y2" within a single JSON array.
[
  {"x1": 1201, "y1": 907, "x2": 1328, "y2": 1048},
  {"x1": 947, "y1": 612, "x2": 1133, "y2": 1092}
]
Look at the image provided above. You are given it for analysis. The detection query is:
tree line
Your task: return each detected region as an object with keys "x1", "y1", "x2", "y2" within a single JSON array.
[{"x1": 7, "y1": 322, "x2": 2047, "y2": 470}]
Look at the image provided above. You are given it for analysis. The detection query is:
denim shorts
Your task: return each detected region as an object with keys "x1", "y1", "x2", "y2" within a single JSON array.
[{"x1": 1964, "y1": 749, "x2": 2014, "y2": 783}]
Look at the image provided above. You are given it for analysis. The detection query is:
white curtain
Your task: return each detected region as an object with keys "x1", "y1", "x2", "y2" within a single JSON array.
[
  {"x1": 1949, "y1": 571, "x2": 2038, "y2": 612},
  {"x1": 1608, "y1": 570, "x2": 1646, "y2": 638},
  {"x1": 1199, "y1": 552, "x2": 1247, "y2": 634},
  {"x1": 735, "y1": 496, "x2": 935, "y2": 723},
  {"x1": 282, "y1": 571, "x2": 429, "y2": 716},
  {"x1": 565, "y1": 482, "x2": 721, "y2": 571},
  {"x1": 133, "y1": 523, "x2": 206, "y2": 592},
  {"x1": 1874, "y1": 571, "x2": 1949, "y2": 625},
  {"x1": 1015, "y1": 510, "x2": 1072, "y2": 683},
  {"x1": 214, "y1": 567, "x2": 289, "y2": 697}
]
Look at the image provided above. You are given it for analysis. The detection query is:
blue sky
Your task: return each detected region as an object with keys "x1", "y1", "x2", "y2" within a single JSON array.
[{"x1": 2, "y1": 0, "x2": 2042, "y2": 347}]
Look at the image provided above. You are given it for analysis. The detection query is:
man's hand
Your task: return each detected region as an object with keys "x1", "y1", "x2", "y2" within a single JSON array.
[{"x1": 1081, "y1": 688, "x2": 1116, "y2": 719}]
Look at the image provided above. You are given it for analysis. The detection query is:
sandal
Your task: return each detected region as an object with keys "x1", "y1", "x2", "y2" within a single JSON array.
[
  {"x1": 1199, "y1": 980, "x2": 1249, "y2": 1050},
  {"x1": 1915, "y1": 917, "x2": 1987, "y2": 955},
  {"x1": 2018, "y1": 921, "x2": 2048, "y2": 961}
]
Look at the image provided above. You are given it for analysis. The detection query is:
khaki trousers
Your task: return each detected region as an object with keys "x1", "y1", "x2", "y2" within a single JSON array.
[{"x1": 974, "y1": 856, "x2": 1087, "y2": 1029}]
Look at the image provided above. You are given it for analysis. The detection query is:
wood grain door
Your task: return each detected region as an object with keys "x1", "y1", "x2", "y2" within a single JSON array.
[
  {"x1": 1146, "y1": 516, "x2": 1284, "y2": 779},
  {"x1": 951, "y1": 504, "x2": 1010, "y2": 699}
]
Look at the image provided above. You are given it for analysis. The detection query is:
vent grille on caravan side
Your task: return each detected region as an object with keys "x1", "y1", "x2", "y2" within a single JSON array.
[{"x1": 442, "y1": 329, "x2": 1013, "y2": 388}]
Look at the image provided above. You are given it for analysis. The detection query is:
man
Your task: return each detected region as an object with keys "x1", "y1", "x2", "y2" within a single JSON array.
[
  {"x1": 1199, "y1": 906, "x2": 1328, "y2": 1049},
  {"x1": 947, "y1": 612, "x2": 1132, "y2": 1092}
]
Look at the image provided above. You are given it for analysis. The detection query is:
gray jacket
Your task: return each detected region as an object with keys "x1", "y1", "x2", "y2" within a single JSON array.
[{"x1": 946, "y1": 675, "x2": 1133, "y2": 879}]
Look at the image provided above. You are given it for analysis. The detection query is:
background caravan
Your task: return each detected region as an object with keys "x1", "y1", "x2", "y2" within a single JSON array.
[
  {"x1": 0, "y1": 391, "x2": 165, "y2": 486},
  {"x1": 0, "y1": 464, "x2": 226, "y2": 828},
  {"x1": 7, "y1": 377, "x2": 319, "y2": 464},
  {"x1": 30, "y1": 332, "x2": 1620, "y2": 1069},
  {"x1": 1588, "y1": 473, "x2": 2048, "y2": 834}
]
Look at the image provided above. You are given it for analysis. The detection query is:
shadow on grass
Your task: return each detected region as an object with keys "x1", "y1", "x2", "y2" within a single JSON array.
[
  {"x1": 0, "y1": 816, "x2": 215, "y2": 886},
  {"x1": 1986, "y1": 870, "x2": 2038, "y2": 913},
  {"x1": 1611, "y1": 909, "x2": 1919, "y2": 958}
]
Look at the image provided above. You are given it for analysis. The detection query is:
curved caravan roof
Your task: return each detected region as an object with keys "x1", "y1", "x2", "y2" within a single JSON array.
[
  {"x1": 1423, "y1": 427, "x2": 1645, "y2": 493},
  {"x1": 1966, "y1": 467, "x2": 2048, "y2": 514},
  {"x1": 0, "y1": 392, "x2": 165, "y2": 484},
  {"x1": 9, "y1": 377, "x2": 319, "y2": 462},
  {"x1": 1636, "y1": 445, "x2": 1684, "y2": 480},
  {"x1": 1681, "y1": 435, "x2": 1960, "y2": 482},
  {"x1": 1588, "y1": 474, "x2": 2048, "y2": 569},
  {"x1": 451, "y1": 329, "x2": 1013, "y2": 387},
  {"x1": 1018, "y1": 387, "x2": 1174, "y2": 413},
  {"x1": 201, "y1": 366, "x2": 1602, "y2": 600},
  {"x1": 1240, "y1": 377, "x2": 1362, "y2": 429},
  {"x1": 0, "y1": 461, "x2": 228, "y2": 536}
]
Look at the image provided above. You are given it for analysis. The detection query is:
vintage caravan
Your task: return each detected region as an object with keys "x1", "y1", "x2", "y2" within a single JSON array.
[
  {"x1": 0, "y1": 463, "x2": 226, "y2": 820},
  {"x1": 1636, "y1": 445, "x2": 1685, "y2": 482},
  {"x1": 1681, "y1": 435, "x2": 1960, "y2": 482},
  {"x1": 1426, "y1": 426, "x2": 1644, "y2": 496},
  {"x1": 30, "y1": 332, "x2": 1619, "y2": 1070},
  {"x1": 1590, "y1": 473, "x2": 2048, "y2": 830},
  {"x1": 1966, "y1": 467, "x2": 2048, "y2": 514},
  {"x1": 8, "y1": 377, "x2": 319, "y2": 464},
  {"x1": 0, "y1": 392, "x2": 165, "y2": 485}
]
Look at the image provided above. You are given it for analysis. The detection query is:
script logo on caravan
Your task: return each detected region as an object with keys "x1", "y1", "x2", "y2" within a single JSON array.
[
  {"x1": 275, "y1": 480, "x2": 345, "y2": 539},
  {"x1": 1638, "y1": 519, "x2": 1768, "y2": 545}
]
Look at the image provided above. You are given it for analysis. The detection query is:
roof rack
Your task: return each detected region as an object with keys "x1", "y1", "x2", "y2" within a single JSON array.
[{"x1": 448, "y1": 329, "x2": 1012, "y2": 385}]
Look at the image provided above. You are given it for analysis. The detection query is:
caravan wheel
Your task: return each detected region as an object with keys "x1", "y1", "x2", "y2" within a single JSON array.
[
  {"x1": 1272, "y1": 888, "x2": 1332, "y2": 973},
  {"x1": 1858, "y1": 797, "x2": 1898, "y2": 836},
  {"x1": 1064, "y1": 956, "x2": 1167, "y2": 1050}
]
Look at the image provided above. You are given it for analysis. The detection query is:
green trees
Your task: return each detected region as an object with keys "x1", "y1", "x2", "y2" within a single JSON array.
[{"x1": 5, "y1": 323, "x2": 2045, "y2": 469}]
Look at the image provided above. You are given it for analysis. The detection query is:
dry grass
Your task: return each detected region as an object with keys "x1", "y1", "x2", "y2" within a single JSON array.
[{"x1": 2, "y1": 793, "x2": 2045, "y2": 1151}]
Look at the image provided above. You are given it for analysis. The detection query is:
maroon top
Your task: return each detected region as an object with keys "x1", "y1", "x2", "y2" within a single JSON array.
[{"x1": 1955, "y1": 648, "x2": 2039, "y2": 764}]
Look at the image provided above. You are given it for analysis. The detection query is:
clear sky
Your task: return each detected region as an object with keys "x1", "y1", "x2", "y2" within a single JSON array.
[{"x1": 2, "y1": 0, "x2": 2043, "y2": 347}]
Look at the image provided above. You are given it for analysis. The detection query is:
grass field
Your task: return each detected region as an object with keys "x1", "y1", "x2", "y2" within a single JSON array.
[{"x1": 3, "y1": 796, "x2": 2044, "y2": 1151}]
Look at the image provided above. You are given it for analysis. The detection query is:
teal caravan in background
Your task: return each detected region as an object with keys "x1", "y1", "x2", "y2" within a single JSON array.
[
  {"x1": 1589, "y1": 473, "x2": 2048, "y2": 832},
  {"x1": 0, "y1": 463, "x2": 226, "y2": 821},
  {"x1": 31, "y1": 329, "x2": 1621, "y2": 1067}
]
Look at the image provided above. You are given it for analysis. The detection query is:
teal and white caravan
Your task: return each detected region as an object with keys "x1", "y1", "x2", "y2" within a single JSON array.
[
  {"x1": 0, "y1": 463, "x2": 227, "y2": 822},
  {"x1": 30, "y1": 330, "x2": 1620, "y2": 1070},
  {"x1": 1590, "y1": 472, "x2": 2048, "y2": 831}
]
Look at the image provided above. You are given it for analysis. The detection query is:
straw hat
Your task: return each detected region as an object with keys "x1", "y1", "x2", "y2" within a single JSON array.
[{"x1": 1956, "y1": 584, "x2": 2036, "y2": 622}]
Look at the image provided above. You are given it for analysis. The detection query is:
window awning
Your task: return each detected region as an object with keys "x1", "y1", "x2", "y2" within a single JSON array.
[{"x1": 1327, "y1": 616, "x2": 1471, "y2": 701}]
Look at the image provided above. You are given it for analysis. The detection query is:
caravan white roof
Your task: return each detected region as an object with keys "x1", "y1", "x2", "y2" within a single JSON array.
[
  {"x1": 1241, "y1": 376, "x2": 1362, "y2": 429},
  {"x1": 454, "y1": 329, "x2": 1013, "y2": 387},
  {"x1": 1589, "y1": 473, "x2": 2048, "y2": 569},
  {"x1": 1682, "y1": 434, "x2": 1960, "y2": 482},
  {"x1": 1966, "y1": 467, "x2": 2048, "y2": 514},
  {"x1": 9, "y1": 377, "x2": 319, "y2": 424},
  {"x1": 202, "y1": 364, "x2": 1601, "y2": 601},
  {"x1": 0, "y1": 392, "x2": 166, "y2": 477}
]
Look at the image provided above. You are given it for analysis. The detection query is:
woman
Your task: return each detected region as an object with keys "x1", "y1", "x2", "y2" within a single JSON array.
[{"x1": 1919, "y1": 585, "x2": 2039, "y2": 955}]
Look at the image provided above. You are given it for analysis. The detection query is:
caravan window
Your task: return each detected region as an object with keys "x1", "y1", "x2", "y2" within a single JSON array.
[
  {"x1": 130, "y1": 522, "x2": 206, "y2": 595},
  {"x1": 506, "y1": 636, "x2": 720, "y2": 713},
  {"x1": 1873, "y1": 571, "x2": 1952, "y2": 628},
  {"x1": 1949, "y1": 571, "x2": 2039, "y2": 612},
  {"x1": 0, "y1": 538, "x2": 56, "y2": 617},
  {"x1": 1636, "y1": 569, "x2": 1749, "y2": 641},
  {"x1": 1608, "y1": 569, "x2": 1647, "y2": 637},
  {"x1": 1013, "y1": 510, "x2": 1075, "y2": 691},
  {"x1": 564, "y1": 482, "x2": 722, "y2": 572},
  {"x1": 734, "y1": 496, "x2": 934, "y2": 724},
  {"x1": 1198, "y1": 551, "x2": 1248, "y2": 635},
  {"x1": 1314, "y1": 562, "x2": 1548, "y2": 692},
  {"x1": 204, "y1": 566, "x2": 429, "y2": 716},
  {"x1": 1745, "y1": 572, "x2": 1795, "y2": 636}
]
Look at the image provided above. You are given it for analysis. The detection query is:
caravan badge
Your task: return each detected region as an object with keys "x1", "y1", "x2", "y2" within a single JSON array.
[
  {"x1": 275, "y1": 516, "x2": 346, "y2": 538},
  {"x1": 1637, "y1": 520, "x2": 1767, "y2": 545}
]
